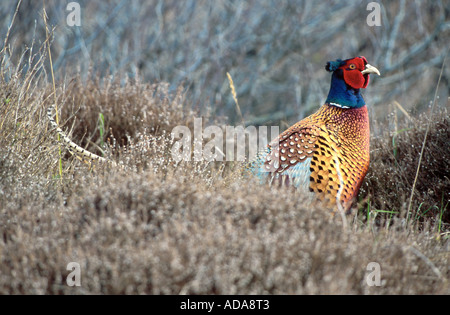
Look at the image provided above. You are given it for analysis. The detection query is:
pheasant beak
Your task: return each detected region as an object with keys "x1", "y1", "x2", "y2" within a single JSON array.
[{"x1": 361, "y1": 64, "x2": 381, "y2": 76}]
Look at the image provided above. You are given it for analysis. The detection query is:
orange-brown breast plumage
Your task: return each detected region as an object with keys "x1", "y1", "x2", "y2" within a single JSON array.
[{"x1": 260, "y1": 104, "x2": 370, "y2": 211}]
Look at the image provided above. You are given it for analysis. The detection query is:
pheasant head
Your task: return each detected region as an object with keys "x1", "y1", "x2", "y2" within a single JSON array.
[{"x1": 325, "y1": 56, "x2": 380, "y2": 109}]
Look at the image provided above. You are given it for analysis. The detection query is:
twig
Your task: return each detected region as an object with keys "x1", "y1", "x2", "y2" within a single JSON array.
[
  {"x1": 409, "y1": 246, "x2": 443, "y2": 280},
  {"x1": 43, "y1": 0, "x2": 63, "y2": 179},
  {"x1": 393, "y1": 101, "x2": 413, "y2": 123},
  {"x1": 53, "y1": 0, "x2": 128, "y2": 71},
  {"x1": 384, "y1": 0, "x2": 405, "y2": 69},
  {"x1": 227, "y1": 72, "x2": 245, "y2": 126},
  {"x1": 383, "y1": 0, "x2": 445, "y2": 74},
  {"x1": 1, "y1": 0, "x2": 23, "y2": 55}
]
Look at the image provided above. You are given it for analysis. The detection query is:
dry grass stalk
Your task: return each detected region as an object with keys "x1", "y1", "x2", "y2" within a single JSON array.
[
  {"x1": 227, "y1": 72, "x2": 244, "y2": 126},
  {"x1": 406, "y1": 51, "x2": 447, "y2": 222}
]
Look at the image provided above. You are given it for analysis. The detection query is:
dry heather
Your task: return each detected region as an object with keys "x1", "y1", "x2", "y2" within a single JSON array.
[
  {"x1": 1, "y1": 169, "x2": 449, "y2": 295},
  {"x1": 0, "y1": 66, "x2": 449, "y2": 294},
  {"x1": 362, "y1": 108, "x2": 450, "y2": 226}
]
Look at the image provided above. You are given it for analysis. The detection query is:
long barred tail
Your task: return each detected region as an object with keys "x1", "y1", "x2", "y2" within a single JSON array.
[{"x1": 47, "y1": 106, "x2": 115, "y2": 166}]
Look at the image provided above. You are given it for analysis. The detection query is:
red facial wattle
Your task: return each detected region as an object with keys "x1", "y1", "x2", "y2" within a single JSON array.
[
  {"x1": 341, "y1": 57, "x2": 370, "y2": 89},
  {"x1": 362, "y1": 74, "x2": 370, "y2": 89}
]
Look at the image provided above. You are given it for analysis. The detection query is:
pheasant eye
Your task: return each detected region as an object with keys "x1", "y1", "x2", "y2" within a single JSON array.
[{"x1": 349, "y1": 64, "x2": 356, "y2": 70}]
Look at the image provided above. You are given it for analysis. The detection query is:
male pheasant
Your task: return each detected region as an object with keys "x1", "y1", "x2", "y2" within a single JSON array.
[{"x1": 249, "y1": 56, "x2": 380, "y2": 213}]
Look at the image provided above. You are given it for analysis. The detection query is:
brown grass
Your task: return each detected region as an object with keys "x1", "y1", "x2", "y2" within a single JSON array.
[{"x1": 1, "y1": 168, "x2": 448, "y2": 294}]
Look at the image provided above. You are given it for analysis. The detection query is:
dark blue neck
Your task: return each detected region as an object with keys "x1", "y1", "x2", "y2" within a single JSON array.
[{"x1": 325, "y1": 70, "x2": 365, "y2": 108}]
